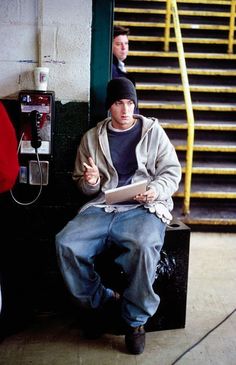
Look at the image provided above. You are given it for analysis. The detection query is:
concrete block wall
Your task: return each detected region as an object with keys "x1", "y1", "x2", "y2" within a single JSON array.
[{"x1": 0, "y1": 0, "x2": 92, "y2": 102}]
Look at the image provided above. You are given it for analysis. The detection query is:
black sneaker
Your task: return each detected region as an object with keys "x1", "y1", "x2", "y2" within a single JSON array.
[{"x1": 125, "y1": 325, "x2": 145, "y2": 355}]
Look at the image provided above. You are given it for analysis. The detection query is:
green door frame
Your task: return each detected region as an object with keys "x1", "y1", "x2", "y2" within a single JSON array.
[{"x1": 90, "y1": 0, "x2": 114, "y2": 127}]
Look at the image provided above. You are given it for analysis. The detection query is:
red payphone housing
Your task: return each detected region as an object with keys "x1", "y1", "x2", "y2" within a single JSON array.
[
  {"x1": 18, "y1": 90, "x2": 55, "y2": 186},
  {"x1": 19, "y1": 91, "x2": 54, "y2": 155}
]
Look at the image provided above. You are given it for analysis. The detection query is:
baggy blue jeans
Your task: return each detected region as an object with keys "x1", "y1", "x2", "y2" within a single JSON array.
[{"x1": 55, "y1": 206, "x2": 166, "y2": 327}]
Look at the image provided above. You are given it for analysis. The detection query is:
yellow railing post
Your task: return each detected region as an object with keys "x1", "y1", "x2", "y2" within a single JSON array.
[
  {"x1": 164, "y1": 0, "x2": 172, "y2": 52},
  {"x1": 171, "y1": 0, "x2": 195, "y2": 215},
  {"x1": 228, "y1": 0, "x2": 236, "y2": 54}
]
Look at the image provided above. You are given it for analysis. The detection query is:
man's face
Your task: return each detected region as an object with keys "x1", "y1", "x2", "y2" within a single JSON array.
[
  {"x1": 110, "y1": 99, "x2": 135, "y2": 130},
  {"x1": 112, "y1": 34, "x2": 129, "y2": 62}
]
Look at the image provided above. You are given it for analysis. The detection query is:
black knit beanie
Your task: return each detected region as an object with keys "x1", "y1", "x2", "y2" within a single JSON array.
[{"x1": 105, "y1": 77, "x2": 137, "y2": 110}]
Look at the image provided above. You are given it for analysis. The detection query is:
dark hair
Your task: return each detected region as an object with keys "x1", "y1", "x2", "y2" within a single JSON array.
[{"x1": 113, "y1": 25, "x2": 130, "y2": 38}]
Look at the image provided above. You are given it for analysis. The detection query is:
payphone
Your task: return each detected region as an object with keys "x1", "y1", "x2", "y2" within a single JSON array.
[{"x1": 11, "y1": 90, "x2": 55, "y2": 205}]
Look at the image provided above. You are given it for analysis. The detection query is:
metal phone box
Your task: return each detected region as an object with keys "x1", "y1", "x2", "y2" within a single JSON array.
[{"x1": 18, "y1": 91, "x2": 55, "y2": 155}]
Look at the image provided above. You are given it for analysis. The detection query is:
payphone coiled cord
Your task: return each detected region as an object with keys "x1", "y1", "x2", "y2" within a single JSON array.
[{"x1": 10, "y1": 132, "x2": 43, "y2": 206}]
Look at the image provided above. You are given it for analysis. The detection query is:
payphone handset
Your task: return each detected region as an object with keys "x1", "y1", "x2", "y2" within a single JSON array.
[{"x1": 29, "y1": 110, "x2": 42, "y2": 150}]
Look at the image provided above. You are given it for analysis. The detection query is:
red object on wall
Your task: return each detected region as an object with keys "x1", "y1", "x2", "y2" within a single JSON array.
[{"x1": 0, "y1": 102, "x2": 19, "y2": 193}]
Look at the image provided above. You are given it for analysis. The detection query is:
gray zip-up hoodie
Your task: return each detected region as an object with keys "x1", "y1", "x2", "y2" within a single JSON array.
[{"x1": 72, "y1": 115, "x2": 181, "y2": 212}]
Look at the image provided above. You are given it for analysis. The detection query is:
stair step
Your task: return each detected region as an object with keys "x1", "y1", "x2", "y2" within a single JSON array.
[
  {"x1": 175, "y1": 182, "x2": 236, "y2": 198},
  {"x1": 115, "y1": 7, "x2": 231, "y2": 18},
  {"x1": 128, "y1": 51, "x2": 236, "y2": 59},
  {"x1": 127, "y1": 66, "x2": 236, "y2": 76},
  {"x1": 173, "y1": 205, "x2": 236, "y2": 227},
  {"x1": 160, "y1": 120, "x2": 236, "y2": 131},
  {"x1": 115, "y1": 20, "x2": 231, "y2": 31},
  {"x1": 181, "y1": 162, "x2": 236, "y2": 175},
  {"x1": 129, "y1": 35, "x2": 231, "y2": 44},
  {"x1": 172, "y1": 139, "x2": 236, "y2": 152},
  {"x1": 136, "y1": 83, "x2": 236, "y2": 92},
  {"x1": 175, "y1": 191, "x2": 236, "y2": 198},
  {"x1": 179, "y1": 216, "x2": 236, "y2": 226},
  {"x1": 174, "y1": 0, "x2": 231, "y2": 4},
  {"x1": 139, "y1": 100, "x2": 236, "y2": 111},
  {"x1": 124, "y1": 0, "x2": 232, "y2": 4},
  {"x1": 173, "y1": 197, "x2": 236, "y2": 226}
]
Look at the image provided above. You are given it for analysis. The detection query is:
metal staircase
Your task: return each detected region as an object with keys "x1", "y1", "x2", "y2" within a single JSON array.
[{"x1": 114, "y1": 0, "x2": 236, "y2": 229}]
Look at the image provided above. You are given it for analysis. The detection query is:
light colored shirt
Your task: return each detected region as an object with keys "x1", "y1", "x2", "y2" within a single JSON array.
[{"x1": 118, "y1": 60, "x2": 126, "y2": 73}]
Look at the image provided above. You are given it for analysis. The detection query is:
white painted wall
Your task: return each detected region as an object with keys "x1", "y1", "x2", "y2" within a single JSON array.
[{"x1": 0, "y1": 0, "x2": 92, "y2": 102}]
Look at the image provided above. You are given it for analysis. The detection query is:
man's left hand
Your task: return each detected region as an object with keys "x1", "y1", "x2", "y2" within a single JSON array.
[{"x1": 134, "y1": 188, "x2": 157, "y2": 204}]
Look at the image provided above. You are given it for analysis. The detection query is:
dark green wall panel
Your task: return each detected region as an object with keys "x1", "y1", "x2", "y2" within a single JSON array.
[{"x1": 90, "y1": 0, "x2": 114, "y2": 126}]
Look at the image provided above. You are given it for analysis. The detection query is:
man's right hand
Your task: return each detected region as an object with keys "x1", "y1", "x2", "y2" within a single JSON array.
[{"x1": 83, "y1": 157, "x2": 100, "y2": 185}]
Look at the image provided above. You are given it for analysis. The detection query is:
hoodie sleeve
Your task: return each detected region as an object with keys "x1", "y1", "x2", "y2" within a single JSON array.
[
  {"x1": 72, "y1": 129, "x2": 101, "y2": 196},
  {"x1": 147, "y1": 123, "x2": 182, "y2": 202}
]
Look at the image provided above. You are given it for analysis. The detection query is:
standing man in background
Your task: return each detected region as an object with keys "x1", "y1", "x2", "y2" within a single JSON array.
[
  {"x1": 112, "y1": 25, "x2": 139, "y2": 112},
  {"x1": 112, "y1": 25, "x2": 130, "y2": 79}
]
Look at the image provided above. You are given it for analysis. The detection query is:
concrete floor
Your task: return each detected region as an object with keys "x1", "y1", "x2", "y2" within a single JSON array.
[{"x1": 0, "y1": 232, "x2": 236, "y2": 365}]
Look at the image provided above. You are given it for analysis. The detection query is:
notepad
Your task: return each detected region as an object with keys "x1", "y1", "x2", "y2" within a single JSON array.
[{"x1": 105, "y1": 180, "x2": 148, "y2": 205}]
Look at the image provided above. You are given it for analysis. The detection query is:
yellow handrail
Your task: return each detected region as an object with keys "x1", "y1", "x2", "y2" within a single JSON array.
[
  {"x1": 164, "y1": 0, "x2": 172, "y2": 52},
  {"x1": 228, "y1": 0, "x2": 236, "y2": 54},
  {"x1": 170, "y1": 0, "x2": 195, "y2": 215}
]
